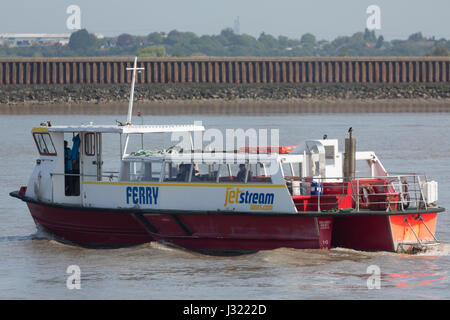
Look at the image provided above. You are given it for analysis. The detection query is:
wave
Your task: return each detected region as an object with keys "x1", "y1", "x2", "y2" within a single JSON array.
[{"x1": 414, "y1": 243, "x2": 450, "y2": 257}]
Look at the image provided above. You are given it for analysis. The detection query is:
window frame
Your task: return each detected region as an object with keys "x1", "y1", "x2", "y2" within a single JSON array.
[
  {"x1": 84, "y1": 132, "x2": 96, "y2": 156},
  {"x1": 32, "y1": 132, "x2": 57, "y2": 156}
]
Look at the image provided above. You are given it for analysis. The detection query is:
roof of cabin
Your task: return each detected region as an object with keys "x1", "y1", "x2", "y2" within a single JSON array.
[{"x1": 32, "y1": 124, "x2": 205, "y2": 134}]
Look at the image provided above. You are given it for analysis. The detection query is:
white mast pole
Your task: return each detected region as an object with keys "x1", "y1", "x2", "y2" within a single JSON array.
[
  {"x1": 126, "y1": 57, "x2": 144, "y2": 125},
  {"x1": 122, "y1": 57, "x2": 145, "y2": 157}
]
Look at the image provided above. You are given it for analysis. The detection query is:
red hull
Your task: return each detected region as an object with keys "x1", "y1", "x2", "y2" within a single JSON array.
[
  {"x1": 25, "y1": 201, "x2": 332, "y2": 252},
  {"x1": 332, "y1": 215, "x2": 394, "y2": 251},
  {"x1": 27, "y1": 202, "x2": 152, "y2": 246},
  {"x1": 15, "y1": 193, "x2": 440, "y2": 254},
  {"x1": 332, "y1": 212, "x2": 439, "y2": 252},
  {"x1": 144, "y1": 214, "x2": 332, "y2": 253}
]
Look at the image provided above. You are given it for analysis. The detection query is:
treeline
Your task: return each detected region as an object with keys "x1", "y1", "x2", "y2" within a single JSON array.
[{"x1": 1, "y1": 28, "x2": 450, "y2": 58}]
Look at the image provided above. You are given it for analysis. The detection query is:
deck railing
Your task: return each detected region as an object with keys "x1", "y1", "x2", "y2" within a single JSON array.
[{"x1": 285, "y1": 174, "x2": 432, "y2": 212}]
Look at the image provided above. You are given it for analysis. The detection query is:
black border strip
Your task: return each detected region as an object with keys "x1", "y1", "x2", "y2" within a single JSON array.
[
  {"x1": 132, "y1": 213, "x2": 158, "y2": 234},
  {"x1": 170, "y1": 214, "x2": 193, "y2": 236}
]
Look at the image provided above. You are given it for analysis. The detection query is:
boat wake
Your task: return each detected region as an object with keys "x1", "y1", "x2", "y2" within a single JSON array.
[
  {"x1": 0, "y1": 224, "x2": 58, "y2": 243},
  {"x1": 0, "y1": 234, "x2": 35, "y2": 243},
  {"x1": 256, "y1": 247, "x2": 377, "y2": 267},
  {"x1": 414, "y1": 243, "x2": 450, "y2": 257},
  {"x1": 148, "y1": 241, "x2": 204, "y2": 257}
]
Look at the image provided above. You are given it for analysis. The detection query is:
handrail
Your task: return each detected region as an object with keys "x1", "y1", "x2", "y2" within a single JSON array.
[
  {"x1": 51, "y1": 172, "x2": 118, "y2": 178},
  {"x1": 287, "y1": 174, "x2": 432, "y2": 212}
]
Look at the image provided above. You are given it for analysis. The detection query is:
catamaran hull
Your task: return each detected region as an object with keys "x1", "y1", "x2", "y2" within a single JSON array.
[
  {"x1": 26, "y1": 202, "x2": 153, "y2": 247},
  {"x1": 140, "y1": 214, "x2": 333, "y2": 253},
  {"x1": 21, "y1": 197, "x2": 332, "y2": 252},
  {"x1": 332, "y1": 212, "x2": 439, "y2": 252},
  {"x1": 12, "y1": 192, "x2": 441, "y2": 254}
]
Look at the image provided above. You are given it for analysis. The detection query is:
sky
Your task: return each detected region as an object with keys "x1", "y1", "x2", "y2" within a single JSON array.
[{"x1": 0, "y1": 0, "x2": 449, "y2": 40}]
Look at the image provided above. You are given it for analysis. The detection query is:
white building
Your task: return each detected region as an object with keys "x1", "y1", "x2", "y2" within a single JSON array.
[{"x1": 0, "y1": 33, "x2": 71, "y2": 47}]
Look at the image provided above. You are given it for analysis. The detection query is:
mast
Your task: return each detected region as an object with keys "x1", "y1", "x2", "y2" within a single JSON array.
[
  {"x1": 126, "y1": 57, "x2": 145, "y2": 125},
  {"x1": 122, "y1": 57, "x2": 145, "y2": 157}
]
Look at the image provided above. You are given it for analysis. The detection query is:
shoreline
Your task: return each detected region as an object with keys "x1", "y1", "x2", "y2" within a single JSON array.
[
  {"x1": 1, "y1": 98, "x2": 450, "y2": 114},
  {"x1": 1, "y1": 83, "x2": 450, "y2": 114}
]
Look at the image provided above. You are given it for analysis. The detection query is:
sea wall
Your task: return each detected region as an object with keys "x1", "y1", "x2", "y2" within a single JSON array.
[{"x1": 1, "y1": 57, "x2": 450, "y2": 85}]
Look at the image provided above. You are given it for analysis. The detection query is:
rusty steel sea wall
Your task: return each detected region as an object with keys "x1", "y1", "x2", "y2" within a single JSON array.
[{"x1": 1, "y1": 57, "x2": 450, "y2": 85}]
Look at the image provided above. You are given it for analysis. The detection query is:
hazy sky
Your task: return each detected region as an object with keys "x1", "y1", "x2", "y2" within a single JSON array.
[{"x1": 0, "y1": 0, "x2": 449, "y2": 40}]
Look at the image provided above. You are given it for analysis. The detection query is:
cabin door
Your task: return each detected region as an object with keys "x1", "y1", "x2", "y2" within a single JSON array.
[{"x1": 82, "y1": 132, "x2": 102, "y2": 182}]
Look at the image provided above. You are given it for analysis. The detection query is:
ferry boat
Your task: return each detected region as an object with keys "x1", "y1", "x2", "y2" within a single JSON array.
[{"x1": 10, "y1": 58, "x2": 445, "y2": 255}]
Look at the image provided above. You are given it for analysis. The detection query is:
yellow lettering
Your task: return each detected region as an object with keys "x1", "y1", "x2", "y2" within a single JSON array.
[
  {"x1": 224, "y1": 187, "x2": 233, "y2": 206},
  {"x1": 229, "y1": 190, "x2": 235, "y2": 204}
]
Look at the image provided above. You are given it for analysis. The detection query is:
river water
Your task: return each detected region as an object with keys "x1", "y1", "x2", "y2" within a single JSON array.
[{"x1": 0, "y1": 110, "x2": 449, "y2": 299}]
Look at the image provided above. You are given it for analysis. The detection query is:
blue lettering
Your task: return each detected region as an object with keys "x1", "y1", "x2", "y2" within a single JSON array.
[
  {"x1": 259, "y1": 193, "x2": 265, "y2": 204},
  {"x1": 126, "y1": 187, "x2": 132, "y2": 204},
  {"x1": 126, "y1": 186, "x2": 159, "y2": 206},
  {"x1": 244, "y1": 191, "x2": 250, "y2": 203},
  {"x1": 265, "y1": 193, "x2": 274, "y2": 205},
  {"x1": 252, "y1": 193, "x2": 258, "y2": 204},
  {"x1": 239, "y1": 192, "x2": 245, "y2": 204},
  {"x1": 146, "y1": 187, "x2": 152, "y2": 204},
  {"x1": 139, "y1": 187, "x2": 145, "y2": 204},
  {"x1": 132, "y1": 187, "x2": 138, "y2": 204},
  {"x1": 152, "y1": 187, "x2": 159, "y2": 205}
]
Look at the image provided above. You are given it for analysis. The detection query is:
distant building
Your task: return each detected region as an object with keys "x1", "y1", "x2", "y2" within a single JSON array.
[{"x1": 0, "y1": 33, "x2": 71, "y2": 47}]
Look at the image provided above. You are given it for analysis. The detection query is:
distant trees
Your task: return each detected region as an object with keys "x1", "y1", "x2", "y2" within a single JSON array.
[
  {"x1": 68, "y1": 29, "x2": 98, "y2": 54},
  {"x1": 364, "y1": 28, "x2": 377, "y2": 42},
  {"x1": 2, "y1": 28, "x2": 450, "y2": 58},
  {"x1": 117, "y1": 33, "x2": 134, "y2": 47},
  {"x1": 426, "y1": 46, "x2": 450, "y2": 56},
  {"x1": 300, "y1": 33, "x2": 316, "y2": 47},
  {"x1": 375, "y1": 36, "x2": 384, "y2": 49},
  {"x1": 146, "y1": 32, "x2": 165, "y2": 45},
  {"x1": 137, "y1": 45, "x2": 167, "y2": 57},
  {"x1": 408, "y1": 32, "x2": 424, "y2": 42}
]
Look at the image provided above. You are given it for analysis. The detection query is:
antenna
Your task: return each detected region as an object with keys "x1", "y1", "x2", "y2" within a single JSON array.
[
  {"x1": 233, "y1": 16, "x2": 240, "y2": 34},
  {"x1": 126, "y1": 57, "x2": 145, "y2": 125}
]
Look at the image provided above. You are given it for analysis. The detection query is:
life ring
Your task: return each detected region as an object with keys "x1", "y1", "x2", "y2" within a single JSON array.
[
  {"x1": 359, "y1": 184, "x2": 375, "y2": 209},
  {"x1": 386, "y1": 179, "x2": 410, "y2": 210}
]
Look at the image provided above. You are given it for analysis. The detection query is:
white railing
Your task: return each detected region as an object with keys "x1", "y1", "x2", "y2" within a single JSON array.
[{"x1": 285, "y1": 174, "x2": 431, "y2": 212}]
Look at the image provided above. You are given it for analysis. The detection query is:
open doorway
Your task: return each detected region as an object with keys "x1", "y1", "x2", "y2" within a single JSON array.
[{"x1": 64, "y1": 132, "x2": 81, "y2": 196}]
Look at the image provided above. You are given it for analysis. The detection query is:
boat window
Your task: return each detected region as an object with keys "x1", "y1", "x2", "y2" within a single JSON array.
[
  {"x1": 247, "y1": 163, "x2": 272, "y2": 183},
  {"x1": 216, "y1": 163, "x2": 241, "y2": 183},
  {"x1": 85, "y1": 133, "x2": 95, "y2": 156},
  {"x1": 282, "y1": 162, "x2": 301, "y2": 179},
  {"x1": 120, "y1": 161, "x2": 160, "y2": 182},
  {"x1": 215, "y1": 162, "x2": 272, "y2": 183},
  {"x1": 162, "y1": 162, "x2": 215, "y2": 183},
  {"x1": 33, "y1": 133, "x2": 56, "y2": 156},
  {"x1": 189, "y1": 163, "x2": 218, "y2": 182},
  {"x1": 282, "y1": 163, "x2": 293, "y2": 177},
  {"x1": 162, "y1": 162, "x2": 183, "y2": 182}
]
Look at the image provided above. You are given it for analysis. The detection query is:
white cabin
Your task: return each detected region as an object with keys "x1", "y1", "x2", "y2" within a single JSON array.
[{"x1": 25, "y1": 121, "x2": 406, "y2": 214}]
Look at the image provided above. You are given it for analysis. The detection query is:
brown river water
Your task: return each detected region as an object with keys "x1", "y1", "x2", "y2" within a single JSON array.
[{"x1": 0, "y1": 105, "x2": 449, "y2": 299}]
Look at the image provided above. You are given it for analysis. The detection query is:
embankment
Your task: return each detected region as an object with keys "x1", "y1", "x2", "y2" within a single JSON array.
[{"x1": 1, "y1": 83, "x2": 450, "y2": 105}]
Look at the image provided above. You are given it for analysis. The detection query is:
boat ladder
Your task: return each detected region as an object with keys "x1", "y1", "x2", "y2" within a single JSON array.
[{"x1": 396, "y1": 216, "x2": 440, "y2": 253}]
